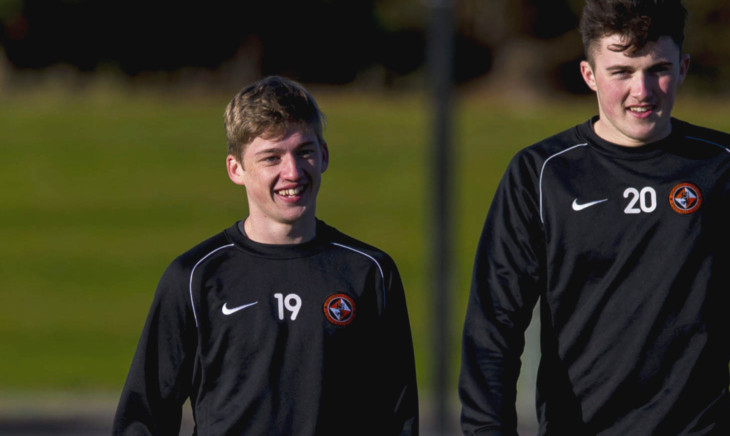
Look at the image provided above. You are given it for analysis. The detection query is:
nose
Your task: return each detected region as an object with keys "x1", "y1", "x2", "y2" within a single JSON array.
[
  {"x1": 281, "y1": 153, "x2": 304, "y2": 180},
  {"x1": 630, "y1": 72, "x2": 652, "y2": 100}
]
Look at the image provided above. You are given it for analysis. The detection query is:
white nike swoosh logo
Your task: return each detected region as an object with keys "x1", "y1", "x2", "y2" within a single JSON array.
[
  {"x1": 222, "y1": 301, "x2": 258, "y2": 315},
  {"x1": 572, "y1": 198, "x2": 608, "y2": 211}
]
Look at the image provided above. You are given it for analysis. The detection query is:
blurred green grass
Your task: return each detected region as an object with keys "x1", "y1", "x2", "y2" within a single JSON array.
[{"x1": 2, "y1": 85, "x2": 727, "y2": 398}]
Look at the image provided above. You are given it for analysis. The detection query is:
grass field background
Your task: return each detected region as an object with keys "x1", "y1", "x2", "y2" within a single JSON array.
[{"x1": 2, "y1": 83, "x2": 729, "y2": 427}]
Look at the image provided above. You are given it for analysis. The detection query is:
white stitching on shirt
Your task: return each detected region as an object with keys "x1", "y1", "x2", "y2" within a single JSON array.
[
  {"x1": 539, "y1": 143, "x2": 588, "y2": 223},
  {"x1": 686, "y1": 136, "x2": 730, "y2": 153},
  {"x1": 189, "y1": 244, "x2": 235, "y2": 327},
  {"x1": 330, "y1": 242, "x2": 387, "y2": 306}
]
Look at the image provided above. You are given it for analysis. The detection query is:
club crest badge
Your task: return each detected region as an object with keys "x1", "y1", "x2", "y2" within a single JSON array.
[
  {"x1": 669, "y1": 183, "x2": 702, "y2": 214},
  {"x1": 323, "y1": 294, "x2": 356, "y2": 326}
]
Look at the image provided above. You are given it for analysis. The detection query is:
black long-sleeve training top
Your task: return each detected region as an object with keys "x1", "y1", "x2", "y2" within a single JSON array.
[
  {"x1": 114, "y1": 220, "x2": 418, "y2": 435},
  {"x1": 460, "y1": 118, "x2": 730, "y2": 435}
]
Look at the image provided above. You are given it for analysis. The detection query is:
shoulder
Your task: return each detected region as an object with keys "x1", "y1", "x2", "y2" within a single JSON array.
[
  {"x1": 522, "y1": 121, "x2": 591, "y2": 161},
  {"x1": 675, "y1": 119, "x2": 730, "y2": 152},
  {"x1": 317, "y1": 221, "x2": 397, "y2": 270},
  {"x1": 164, "y1": 227, "x2": 236, "y2": 278},
  {"x1": 496, "y1": 121, "x2": 589, "y2": 191},
  {"x1": 508, "y1": 121, "x2": 591, "y2": 173},
  {"x1": 145, "y1": 228, "x2": 235, "y2": 315}
]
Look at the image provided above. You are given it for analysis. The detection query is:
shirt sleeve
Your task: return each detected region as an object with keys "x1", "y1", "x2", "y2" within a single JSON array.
[
  {"x1": 458, "y1": 153, "x2": 545, "y2": 435},
  {"x1": 113, "y1": 261, "x2": 198, "y2": 435},
  {"x1": 382, "y1": 255, "x2": 420, "y2": 435}
]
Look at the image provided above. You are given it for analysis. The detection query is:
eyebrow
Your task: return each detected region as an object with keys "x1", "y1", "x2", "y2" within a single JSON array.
[
  {"x1": 605, "y1": 60, "x2": 674, "y2": 71},
  {"x1": 253, "y1": 141, "x2": 318, "y2": 156},
  {"x1": 254, "y1": 148, "x2": 283, "y2": 156}
]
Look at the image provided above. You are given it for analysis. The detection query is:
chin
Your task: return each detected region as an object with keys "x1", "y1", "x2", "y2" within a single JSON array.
[
  {"x1": 633, "y1": 128, "x2": 665, "y2": 143},
  {"x1": 278, "y1": 209, "x2": 311, "y2": 224}
]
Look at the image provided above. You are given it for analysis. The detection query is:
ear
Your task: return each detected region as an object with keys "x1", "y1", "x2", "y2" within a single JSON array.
[
  {"x1": 677, "y1": 53, "x2": 690, "y2": 86},
  {"x1": 226, "y1": 154, "x2": 246, "y2": 186},
  {"x1": 580, "y1": 60, "x2": 598, "y2": 92},
  {"x1": 320, "y1": 142, "x2": 329, "y2": 173}
]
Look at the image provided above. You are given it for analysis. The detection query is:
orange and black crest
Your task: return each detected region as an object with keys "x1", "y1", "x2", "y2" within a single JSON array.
[
  {"x1": 323, "y1": 294, "x2": 356, "y2": 326},
  {"x1": 669, "y1": 183, "x2": 702, "y2": 214}
]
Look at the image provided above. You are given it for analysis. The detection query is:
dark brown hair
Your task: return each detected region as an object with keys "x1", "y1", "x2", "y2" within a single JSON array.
[{"x1": 579, "y1": 0, "x2": 687, "y2": 61}]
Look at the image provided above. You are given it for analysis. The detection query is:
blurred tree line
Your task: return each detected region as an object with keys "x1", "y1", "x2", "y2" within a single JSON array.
[{"x1": 0, "y1": 0, "x2": 728, "y2": 94}]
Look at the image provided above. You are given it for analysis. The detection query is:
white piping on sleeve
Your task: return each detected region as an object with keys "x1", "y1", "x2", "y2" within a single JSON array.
[
  {"x1": 686, "y1": 136, "x2": 730, "y2": 153},
  {"x1": 539, "y1": 143, "x2": 588, "y2": 223},
  {"x1": 189, "y1": 244, "x2": 235, "y2": 327},
  {"x1": 330, "y1": 242, "x2": 387, "y2": 305}
]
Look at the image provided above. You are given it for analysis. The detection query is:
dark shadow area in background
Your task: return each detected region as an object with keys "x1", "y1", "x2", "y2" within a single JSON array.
[
  {"x1": 2, "y1": 1, "x2": 729, "y2": 94},
  {"x1": 1, "y1": 0, "x2": 589, "y2": 93}
]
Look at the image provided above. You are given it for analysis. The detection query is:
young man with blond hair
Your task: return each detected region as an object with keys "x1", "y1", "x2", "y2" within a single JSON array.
[
  {"x1": 460, "y1": 1, "x2": 730, "y2": 434},
  {"x1": 114, "y1": 76, "x2": 418, "y2": 435}
]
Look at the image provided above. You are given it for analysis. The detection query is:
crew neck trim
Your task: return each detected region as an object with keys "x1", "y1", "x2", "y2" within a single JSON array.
[
  {"x1": 224, "y1": 220, "x2": 329, "y2": 259},
  {"x1": 578, "y1": 116, "x2": 682, "y2": 160}
]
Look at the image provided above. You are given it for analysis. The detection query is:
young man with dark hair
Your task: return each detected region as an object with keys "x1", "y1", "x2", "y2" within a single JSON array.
[
  {"x1": 459, "y1": 1, "x2": 730, "y2": 434},
  {"x1": 113, "y1": 76, "x2": 419, "y2": 435}
]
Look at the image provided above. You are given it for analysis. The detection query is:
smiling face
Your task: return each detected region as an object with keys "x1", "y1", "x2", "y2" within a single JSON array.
[
  {"x1": 226, "y1": 124, "x2": 329, "y2": 244},
  {"x1": 580, "y1": 34, "x2": 690, "y2": 147}
]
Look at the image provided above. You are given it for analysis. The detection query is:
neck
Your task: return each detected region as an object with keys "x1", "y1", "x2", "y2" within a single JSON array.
[{"x1": 243, "y1": 217, "x2": 317, "y2": 245}]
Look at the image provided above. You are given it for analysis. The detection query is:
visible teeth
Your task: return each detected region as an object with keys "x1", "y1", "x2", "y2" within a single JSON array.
[
  {"x1": 630, "y1": 107, "x2": 649, "y2": 113},
  {"x1": 278, "y1": 186, "x2": 304, "y2": 197}
]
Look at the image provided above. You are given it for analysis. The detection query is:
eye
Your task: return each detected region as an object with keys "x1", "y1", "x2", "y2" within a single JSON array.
[
  {"x1": 649, "y1": 65, "x2": 671, "y2": 75},
  {"x1": 260, "y1": 155, "x2": 280, "y2": 164},
  {"x1": 298, "y1": 148, "x2": 315, "y2": 158}
]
